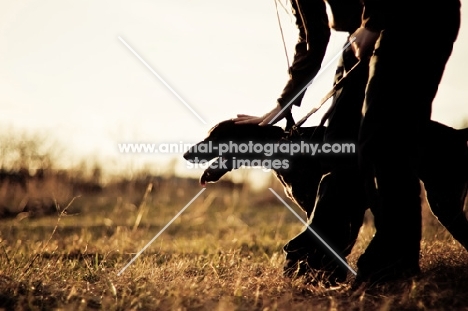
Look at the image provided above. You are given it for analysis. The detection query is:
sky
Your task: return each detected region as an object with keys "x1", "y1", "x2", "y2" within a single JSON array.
[{"x1": 1, "y1": 0, "x2": 468, "y2": 181}]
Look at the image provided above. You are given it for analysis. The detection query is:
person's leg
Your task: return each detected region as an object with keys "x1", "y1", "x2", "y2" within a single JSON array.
[
  {"x1": 283, "y1": 42, "x2": 368, "y2": 284},
  {"x1": 356, "y1": 2, "x2": 461, "y2": 283}
]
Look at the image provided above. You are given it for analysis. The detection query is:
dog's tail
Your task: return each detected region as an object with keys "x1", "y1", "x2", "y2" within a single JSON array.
[{"x1": 458, "y1": 128, "x2": 468, "y2": 141}]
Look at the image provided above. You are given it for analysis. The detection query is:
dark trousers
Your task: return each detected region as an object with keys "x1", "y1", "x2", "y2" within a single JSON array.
[
  {"x1": 283, "y1": 42, "x2": 369, "y2": 283},
  {"x1": 356, "y1": 2, "x2": 461, "y2": 280}
]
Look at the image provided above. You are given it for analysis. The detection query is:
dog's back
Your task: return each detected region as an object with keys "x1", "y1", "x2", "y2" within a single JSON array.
[
  {"x1": 418, "y1": 121, "x2": 468, "y2": 184},
  {"x1": 184, "y1": 119, "x2": 468, "y2": 225}
]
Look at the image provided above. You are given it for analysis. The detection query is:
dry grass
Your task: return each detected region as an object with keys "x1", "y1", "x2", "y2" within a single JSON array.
[{"x1": 0, "y1": 177, "x2": 468, "y2": 310}]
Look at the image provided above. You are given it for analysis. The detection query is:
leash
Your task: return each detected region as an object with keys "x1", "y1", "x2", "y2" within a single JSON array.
[
  {"x1": 274, "y1": 0, "x2": 291, "y2": 69},
  {"x1": 289, "y1": 60, "x2": 362, "y2": 135},
  {"x1": 273, "y1": 0, "x2": 362, "y2": 136},
  {"x1": 291, "y1": 60, "x2": 362, "y2": 131},
  {"x1": 274, "y1": 0, "x2": 296, "y2": 131}
]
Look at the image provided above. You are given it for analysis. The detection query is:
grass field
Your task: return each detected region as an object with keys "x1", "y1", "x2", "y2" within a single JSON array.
[{"x1": 1, "y1": 174, "x2": 468, "y2": 310}]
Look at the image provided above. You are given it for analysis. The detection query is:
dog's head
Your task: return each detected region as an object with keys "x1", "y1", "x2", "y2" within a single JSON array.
[
  {"x1": 183, "y1": 120, "x2": 327, "y2": 217},
  {"x1": 183, "y1": 120, "x2": 285, "y2": 186}
]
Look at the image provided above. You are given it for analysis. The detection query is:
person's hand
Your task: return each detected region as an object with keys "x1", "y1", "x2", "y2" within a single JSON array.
[
  {"x1": 233, "y1": 102, "x2": 290, "y2": 126},
  {"x1": 350, "y1": 27, "x2": 380, "y2": 60}
]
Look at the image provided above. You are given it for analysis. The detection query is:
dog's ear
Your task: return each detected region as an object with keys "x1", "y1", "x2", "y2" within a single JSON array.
[
  {"x1": 207, "y1": 120, "x2": 284, "y2": 142},
  {"x1": 205, "y1": 120, "x2": 236, "y2": 140}
]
